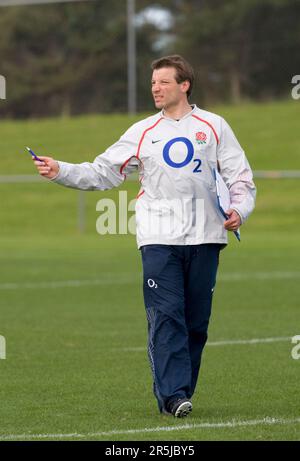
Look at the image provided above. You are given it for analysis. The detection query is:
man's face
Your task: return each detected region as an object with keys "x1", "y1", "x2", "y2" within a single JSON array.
[{"x1": 151, "y1": 67, "x2": 189, "y2": 111}]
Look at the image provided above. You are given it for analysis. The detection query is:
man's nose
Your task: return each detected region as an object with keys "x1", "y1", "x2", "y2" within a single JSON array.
[{"x1": 152, "y1": 84, "x2": 161, "y2": 93}]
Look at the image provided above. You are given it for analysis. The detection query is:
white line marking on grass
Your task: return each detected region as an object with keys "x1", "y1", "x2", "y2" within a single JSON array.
[
  {"x1": 122, "y1": 336, "x2": 292, "y2": 352},
  {"x1": 207, "y1": 336, "x2": 292, "y2": 346},
  {"x1": 0, "y1": 271, "x2": 299, "y2": 291},
  {"x1": 219, "y1": 271, "x2": 300, "y2": 281},
  {"x1": 0, "y1": 416, "x2": 299, "y2": 440},
  {"x1": 0, "y1": 276, "x2": 139, "y2": 290}
]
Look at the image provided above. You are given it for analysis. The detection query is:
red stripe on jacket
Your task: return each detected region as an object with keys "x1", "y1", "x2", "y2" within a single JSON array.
[
  {"x1": 119, "y1": 117, "x2": 163, "y2": 178},
  {"x1": 136, "y1": 117, "x2": 163, "y2": 159},
  {"x1": 192, "y1": 114, "x2": 219, "y2": 145}
]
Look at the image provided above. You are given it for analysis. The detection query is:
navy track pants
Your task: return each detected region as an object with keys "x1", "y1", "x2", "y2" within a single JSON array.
[{"x1": 141, "y1": 244, "x2": 221, "y2": 413}]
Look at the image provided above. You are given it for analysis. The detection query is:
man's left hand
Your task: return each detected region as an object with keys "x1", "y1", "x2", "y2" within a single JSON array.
[{"x1": 224, "y1": 209, "x2": 241, "y2": 232}]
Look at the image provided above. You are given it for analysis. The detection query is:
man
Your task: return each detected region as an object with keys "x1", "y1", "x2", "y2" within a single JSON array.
[{"x1": 33, "y1": 55, "x2": 256, "y2": 418}]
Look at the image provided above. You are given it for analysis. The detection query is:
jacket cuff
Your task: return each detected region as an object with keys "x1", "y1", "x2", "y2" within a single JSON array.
[
  {"x1": 231, "y1": 207, "x2": 244, "y2": 225},
  {"x1": 50, "y1": 161, "x2": 63, "y2": 182}
]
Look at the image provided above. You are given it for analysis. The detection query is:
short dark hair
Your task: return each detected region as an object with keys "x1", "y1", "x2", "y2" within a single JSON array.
[{"x1": 151, "y1": 55, "x2": 194, "y2": 98}]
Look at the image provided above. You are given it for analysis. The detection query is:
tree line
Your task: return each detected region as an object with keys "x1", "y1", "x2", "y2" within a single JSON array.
[{"x1": 0, "y1": 0, "x2": 299, "y2": 118}]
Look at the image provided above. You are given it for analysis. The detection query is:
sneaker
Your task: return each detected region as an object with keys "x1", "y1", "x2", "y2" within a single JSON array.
[{"x1": 168, "y1": 398, "x2": 192, "y2": 418}]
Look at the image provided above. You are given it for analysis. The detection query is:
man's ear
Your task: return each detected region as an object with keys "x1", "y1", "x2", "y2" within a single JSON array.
[{"x1": 180, "y1": 80, "x2": 190, "y2": 95}]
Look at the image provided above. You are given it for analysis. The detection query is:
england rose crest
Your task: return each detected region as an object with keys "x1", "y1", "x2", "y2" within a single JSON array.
[{"x1": 195, "y1": 131, "x2": 207, "y2": 144}]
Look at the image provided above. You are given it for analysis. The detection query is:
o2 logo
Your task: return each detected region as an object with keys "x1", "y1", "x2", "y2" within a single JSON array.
[
  {"x1": 147, "y1": 278, "x2": 158, "y2": 289},
  {"x1": 163, "y1": 137, "x2": 202, "y2": 173}
]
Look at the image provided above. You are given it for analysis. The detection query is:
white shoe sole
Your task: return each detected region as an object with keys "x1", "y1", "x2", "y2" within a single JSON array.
[{"x1": 174, "y1": 401, "x2": 192, "y2": 418}]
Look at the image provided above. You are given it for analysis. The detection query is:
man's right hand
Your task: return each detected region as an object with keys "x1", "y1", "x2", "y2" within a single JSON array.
[{"x1": 33, "y1": 156, "x2": 59, "y2": 180}]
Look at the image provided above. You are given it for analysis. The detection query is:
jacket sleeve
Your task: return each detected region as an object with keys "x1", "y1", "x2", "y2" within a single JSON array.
[
  {"x1": 52, "y1": 124, "x2": 141, "y2": 191},
  {"x1": 217, "y1": 117, "x2": 256, "y2": 224}
]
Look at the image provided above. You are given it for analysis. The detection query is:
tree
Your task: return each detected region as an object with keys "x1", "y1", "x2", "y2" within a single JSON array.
[
  {"x1": 0, "y1": 0, "x2": 164, "y2": 117},
  {"x1": 0, "y1": 0, "x2": 298, "y2": 116},
  {"x1": 170, "y1": 0, "x2": 300, "y2": 105}
]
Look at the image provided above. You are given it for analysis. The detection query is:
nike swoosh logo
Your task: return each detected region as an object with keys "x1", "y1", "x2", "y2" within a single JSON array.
[{"x1": 152, "y1": 139, "x2": 162, "y2": 144}]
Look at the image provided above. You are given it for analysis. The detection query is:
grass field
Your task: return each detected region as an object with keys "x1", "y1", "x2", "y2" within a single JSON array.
[{"x1": 0, "y1": 100, "x2": 299, "y2": 441}]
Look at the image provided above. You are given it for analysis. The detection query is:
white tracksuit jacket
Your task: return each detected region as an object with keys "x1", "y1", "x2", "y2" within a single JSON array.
[{"x1": 53, "y1": 105, "x2": 256, "y2": 248}]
